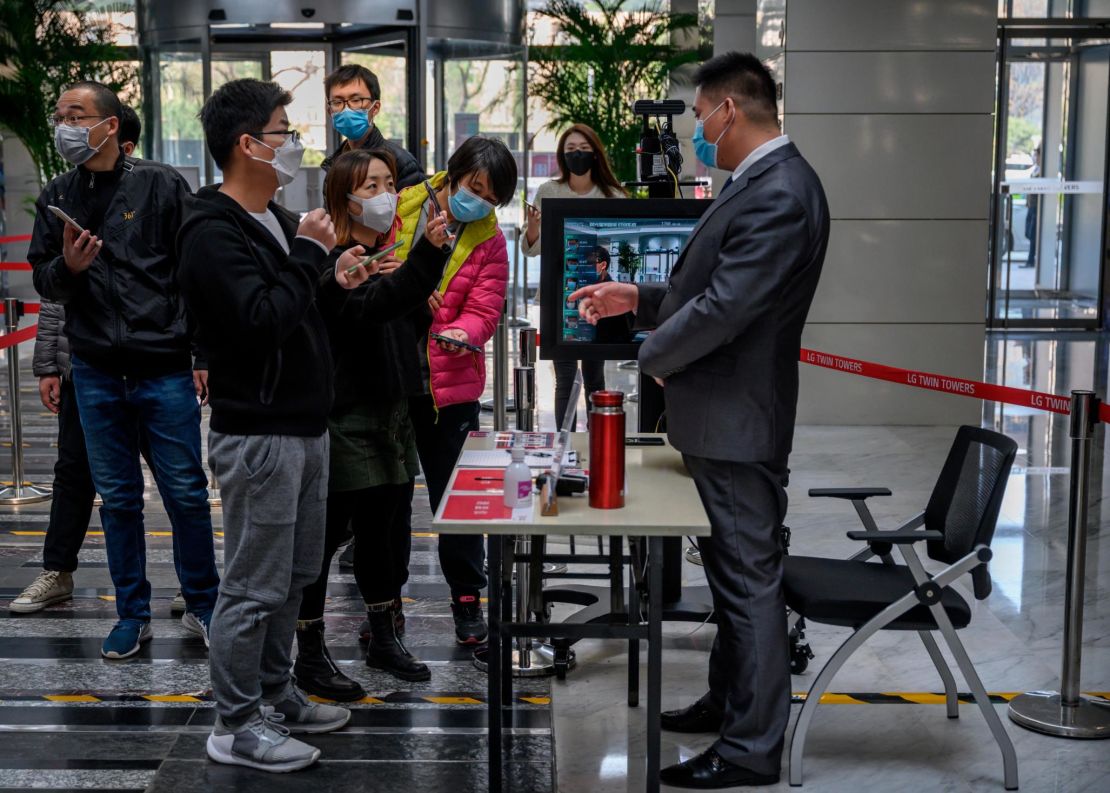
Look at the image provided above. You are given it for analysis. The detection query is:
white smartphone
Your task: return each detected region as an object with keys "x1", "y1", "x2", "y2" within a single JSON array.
[{"x1": 47, "y1": 205, "x2": 84, "y2": 233}]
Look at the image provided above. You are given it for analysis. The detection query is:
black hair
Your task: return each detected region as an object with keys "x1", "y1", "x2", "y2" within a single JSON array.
[
  {"x1": 693, "y1": 51, "x2": 778, "y2": 126},
  {"x1": 446, "y1": 136, "x2": 518, "y2": 207},
  {"x1": 325, "y1": 63, "x2": 381, "y2": 102},
  {"x1": 66, "y1": 81, "x2": 122, "y2": 121},
  {"x1": 594, "y1": 246, "x2": 611, "y2": 265},
  {"x1": 118, "y1": 105, "x2": 141, "y2": 147},
  {"x1": 200, "y1": 78, "x2": 292, "y2": 169}
]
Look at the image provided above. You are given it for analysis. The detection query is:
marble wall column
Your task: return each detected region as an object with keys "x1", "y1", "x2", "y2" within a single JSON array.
[{"x1": 758, "y1": 0, "x2": 998, "y2": 424}]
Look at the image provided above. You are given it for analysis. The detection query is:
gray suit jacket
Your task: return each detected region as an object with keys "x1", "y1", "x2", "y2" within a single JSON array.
[{"x1": 636, "y1": 142, "x2": 829, "y2": 465}]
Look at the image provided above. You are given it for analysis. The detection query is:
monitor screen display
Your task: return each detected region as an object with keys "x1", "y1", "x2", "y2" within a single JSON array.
[{"x1": 539, "y1": 198, "x2": 711, "y2": 361}]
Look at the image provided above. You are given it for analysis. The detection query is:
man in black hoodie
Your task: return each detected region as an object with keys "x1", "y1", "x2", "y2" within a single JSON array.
[
  {"x1": 177, "y1": 78, "x2": 375, "y2": 773},
  {"x1": 29, "y1": 81, "x2": 220, "y2": 660}
]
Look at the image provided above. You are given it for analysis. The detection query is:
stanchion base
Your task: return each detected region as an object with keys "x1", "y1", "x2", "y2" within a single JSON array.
[
  {"x1": 0, "y1": 484, "x2": 52, "y2": 505},
  {"x1": 472, "y1": 642, "x2": 574, "y2": 678},
  {"x1": 1008, "y1": 692, "x2": 1110, "y2": 739},
  {"x1": 481, "y1": 398, "x2": 517, "y2": 413}
]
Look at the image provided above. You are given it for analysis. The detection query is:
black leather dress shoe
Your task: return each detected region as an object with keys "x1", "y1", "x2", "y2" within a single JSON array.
[
  {"x1": 659, "y1": 748, "x2": 779, "y2": 789},
  {"x1": 660, "y1": 700, "x2": 724, "y2": 733}
]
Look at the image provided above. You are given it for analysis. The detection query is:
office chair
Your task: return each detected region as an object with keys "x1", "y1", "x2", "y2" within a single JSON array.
[{"x1": 783, "y1": 425, "x2": 1019, "y2": 789}]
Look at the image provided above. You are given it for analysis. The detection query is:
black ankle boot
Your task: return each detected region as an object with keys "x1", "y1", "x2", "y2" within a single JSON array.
[
  {"x1": 390, "y1": 597, "x2": 406, "y2": 638},
  {"x1": 293, "y1": 620, "x2": 366, "y2": 702},
  {"x1": 365, "y1": 606, "x2": 430, "y2": 682}
]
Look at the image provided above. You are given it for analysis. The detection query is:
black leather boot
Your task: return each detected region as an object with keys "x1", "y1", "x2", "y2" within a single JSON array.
[
  {"x1": 391, "y1": 597, "x2": 406, "y2": 637},
  {"x1": 293, "y1": 620, "x2": 366, "y2": 702},
  {"x1": 365, "y1": 604, "x2": 430, "y2": 682}
]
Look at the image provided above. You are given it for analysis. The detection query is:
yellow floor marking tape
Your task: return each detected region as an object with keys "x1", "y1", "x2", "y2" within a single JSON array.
[
  {"x1": 11, "y1": 531, "x2": 46, "y2": 536},
  {"x1": 519, "y1": 697, "x2": 552, "y2": 705},
  {"x1": 145, "y1": 695, "x2": 202, "y2": 703},
  {"x1": 45, "y1": 694, "x2": 99, "y2": 703},
  {"x1": 98, "y1": 595, "x2": 116, "y2": 602},
  {"x1": 424, "y1": 696, "x2": 482, "y2": 705}
]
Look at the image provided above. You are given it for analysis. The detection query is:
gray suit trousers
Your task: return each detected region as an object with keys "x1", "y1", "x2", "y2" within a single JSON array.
[{"x1": 682, "y1": 454, "x2": 790, "y2": 775}]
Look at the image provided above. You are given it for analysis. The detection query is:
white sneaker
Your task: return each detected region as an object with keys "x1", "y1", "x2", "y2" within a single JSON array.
[
  {"x1": 170, "y1": 590, "x2": 186, "y2": 616},
  {"x1": 206, "y1": 711, "x2": 320, "y2": 773},
  {"x1": 181, "y1": 612, "x2": 211, "y2": 648},
  {"x1": 10, "y1": 570, "x2": 73, "y2": 613}
]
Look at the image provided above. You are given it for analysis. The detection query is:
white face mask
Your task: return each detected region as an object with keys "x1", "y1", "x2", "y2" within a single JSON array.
[
  {"x1": 348, "y1": 190, "x2": 398, "y2": 233},
  {"x1": 250, "y1": 135, "x2": 305, "y2": 187}
]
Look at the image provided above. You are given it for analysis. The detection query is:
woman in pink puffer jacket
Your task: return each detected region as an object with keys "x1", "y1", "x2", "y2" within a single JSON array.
[{"x1": 399, "y1": 136, "x2": 517, "y2": 645}]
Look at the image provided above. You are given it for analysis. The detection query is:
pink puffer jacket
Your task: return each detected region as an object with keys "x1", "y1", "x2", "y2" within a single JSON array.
[{"x1": 428, "y1": 230, "x2": 508, "y2": 407}]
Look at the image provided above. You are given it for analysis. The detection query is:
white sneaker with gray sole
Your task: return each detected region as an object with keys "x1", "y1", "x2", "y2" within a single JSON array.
[
  {"x1": 10, "y1": 570, "x2": 73, "y2": 613},
  {"x1": 181, "y1": 612, "x2": 211, "y2": 648},
  {"x1": 206, "y1": 712, "x2": 319, "y2": 773}
]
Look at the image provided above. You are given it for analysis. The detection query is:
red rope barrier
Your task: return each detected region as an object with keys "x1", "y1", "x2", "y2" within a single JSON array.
[
  {"x1": 0, "y1": 262, "x2": 32, "y2": 271},
  {"x1": 0, "y1": 324, "x2": 38, "y2": 351},
  {"x1": 800, "y1": 348, "x2": 1110, "y2": 424},
  {"x1": 0, "y1": 304, "x2": 40, "y2": 314},
  {"x1": 0, "y1": 234, "x2": 32, "y2": 245}
]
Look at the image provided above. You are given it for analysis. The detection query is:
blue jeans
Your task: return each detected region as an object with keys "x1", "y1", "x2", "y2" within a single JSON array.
[{"x1": 70, "y1": 356, "x2": 219, "y2": 622}]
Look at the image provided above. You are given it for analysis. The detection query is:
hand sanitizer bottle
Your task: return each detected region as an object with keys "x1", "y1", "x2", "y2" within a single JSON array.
[{"x1": 503, "y1": 446, "x2": 532, "y2": 508}]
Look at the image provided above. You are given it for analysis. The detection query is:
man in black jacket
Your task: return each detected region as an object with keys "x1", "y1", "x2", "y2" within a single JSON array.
[
  {"x1": 29, "y1": 81, "x2": 220, "y2": 660},
  {"x1": 178, "y1": 78, "x2": 376, "y2": 773},
  {"x1": 320, "y1": 63, "x2": 424, "y2": 188}
]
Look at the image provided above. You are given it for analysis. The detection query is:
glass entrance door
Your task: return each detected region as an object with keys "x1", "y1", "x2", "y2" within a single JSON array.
[{"x1": 989, "y1": 22, "x2": 1109, "y2": 329}]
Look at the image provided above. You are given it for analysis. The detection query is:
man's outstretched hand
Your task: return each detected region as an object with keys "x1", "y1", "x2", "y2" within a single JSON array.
[{"x1": 567, "y1": 282, "x2": 638, "y2": 325}]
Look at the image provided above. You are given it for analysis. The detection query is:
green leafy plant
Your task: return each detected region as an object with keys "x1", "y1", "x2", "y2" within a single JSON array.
[
  {"x1": 617, "y1": 240, "x2": 641, "y2": 281},
  {"x1": 530, "y1": 0, "x2": 703, "y2": 183},
  {"x1": 0, "y1": 0, "x2": 135, "y2": 185}
]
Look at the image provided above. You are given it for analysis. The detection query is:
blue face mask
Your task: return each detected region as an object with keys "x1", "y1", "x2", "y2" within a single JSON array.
[
  {"x1": 332, "y1": 108, "x2": 370, "y2": 140},
  {"x1": 692, "y1": 99, "x2": 731, "y2": 170},
  {"x1": 448, "y1": 184, "x2": 494, "y2": 223}
]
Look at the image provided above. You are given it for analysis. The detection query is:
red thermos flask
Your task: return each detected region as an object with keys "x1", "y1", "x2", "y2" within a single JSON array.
[{"x1": 589, "y1": 391, "x2": 625, "y2": 509}]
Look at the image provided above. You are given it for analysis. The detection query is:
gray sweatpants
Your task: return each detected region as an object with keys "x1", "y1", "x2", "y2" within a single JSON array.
[{"x1": 207, "y1": 431, "x2": 329, "y2": 727}]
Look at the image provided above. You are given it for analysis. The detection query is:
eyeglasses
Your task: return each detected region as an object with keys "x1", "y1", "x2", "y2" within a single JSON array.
[
  {"x1": 250, "y1": 129, "x2": 302, "y2": 144},
  {"x1": 48, "y1": 113, "x2": 106, "y2": 128},
  {"x1": 327, "y1": 96, "x2": 374, "y2": 112}
]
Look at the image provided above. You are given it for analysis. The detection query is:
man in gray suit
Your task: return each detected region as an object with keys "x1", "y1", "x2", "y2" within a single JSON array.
[{"x1": 570, "y1": 52, "x2": 829, "y2": 788}]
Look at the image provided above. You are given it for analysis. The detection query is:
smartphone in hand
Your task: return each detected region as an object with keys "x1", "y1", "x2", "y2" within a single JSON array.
[
  {"x1": 47, "y1": 205, "x2": 84, "y2": 233},
  {"x1": 422, "y1": 181, "x2": 453, "y2": 253},
  {"x1": 430, "y1": 331, "x2": 481, "y2": 354}
]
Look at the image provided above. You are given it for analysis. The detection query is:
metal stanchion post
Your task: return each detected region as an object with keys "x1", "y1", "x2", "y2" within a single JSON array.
[
  {"x1": 0, "y1": 298, "x2": 51, "y2": 505},
  {"x1": 514, "y1": 328, "x2": 537, "y2": 433},
  {"x1": 509, "y1": 226, "x2": 529, "y2": 328},
  {"x1": 1009, "y1": 390, "x2": 1110, "y2": 739},
  {"x1": 490, "y1": 299, "x2": 509, "y2": 430}
]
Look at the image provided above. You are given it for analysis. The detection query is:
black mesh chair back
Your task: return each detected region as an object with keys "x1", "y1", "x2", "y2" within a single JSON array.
[{"x1": 923, "y1": 425, "x2": 1018, "y2": 599}]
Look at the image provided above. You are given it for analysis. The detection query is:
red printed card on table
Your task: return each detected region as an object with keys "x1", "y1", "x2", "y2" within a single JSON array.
[
  {"x1": 441, "y1": 494, "x2": 513, "y2": 521},
  {"x1": 452, "y1": 469, "x2": 506, "y2": 493}
]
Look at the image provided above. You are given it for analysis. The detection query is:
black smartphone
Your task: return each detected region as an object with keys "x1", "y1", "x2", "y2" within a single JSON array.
[
  {"x1": 422, "y1": 181, "x2": 453, "y2": 253},
  {"x1": 625, "y1": 436, "x2": 665, "y2": 447},
  {"x1": 430, "y1": 331, "x2": 482, "y2": 354}
]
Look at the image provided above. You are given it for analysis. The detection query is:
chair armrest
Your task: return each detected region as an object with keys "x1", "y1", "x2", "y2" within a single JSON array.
[
  {"x1": 809, "y1": 487, "x2": 892, "y2": 500},
  {"x1": 846, "y1": 530, "x2": 943, "y2": 544}
]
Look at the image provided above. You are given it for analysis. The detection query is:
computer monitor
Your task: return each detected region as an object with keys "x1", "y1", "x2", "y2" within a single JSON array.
[{"x1": 538, "y1": 198, "x2": 711, "y2": 361}]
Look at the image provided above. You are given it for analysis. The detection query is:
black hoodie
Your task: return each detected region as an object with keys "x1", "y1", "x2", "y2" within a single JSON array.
[{"x1": 176, "y1": 186, "x2": 332, "y2": 436}]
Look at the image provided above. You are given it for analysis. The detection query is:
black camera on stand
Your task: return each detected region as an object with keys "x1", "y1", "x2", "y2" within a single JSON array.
[{"x1": 626, "y1": 99, "x2": 702, "y2": 199}]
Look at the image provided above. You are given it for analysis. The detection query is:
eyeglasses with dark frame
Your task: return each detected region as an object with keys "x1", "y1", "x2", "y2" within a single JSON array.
[
  {"x1": 47, "y1": 113, "x2": 107, "y2": 128},
  {"x1": 249, "y1": 129, "x2": 302, "y2": 145},
  {"x1": 326, "y1": 96, "x2": 374, "y2": 112}
]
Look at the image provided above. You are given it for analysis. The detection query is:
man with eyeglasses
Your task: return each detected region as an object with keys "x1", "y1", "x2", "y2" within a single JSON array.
[
  {"x1": 177, "y1": 78, "x2": 377, "y2": 772},
  {"x1": 28, "y1": 81, "x2": 220, "y2": 660},
  {"x1": 320, "y1": 63, "x2": 424, "y2": 188}
]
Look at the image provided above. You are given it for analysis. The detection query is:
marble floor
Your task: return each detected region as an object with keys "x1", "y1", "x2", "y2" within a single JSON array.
[{"x1": 1, "y1": 330, "x2": 1108, "y2": 791}]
